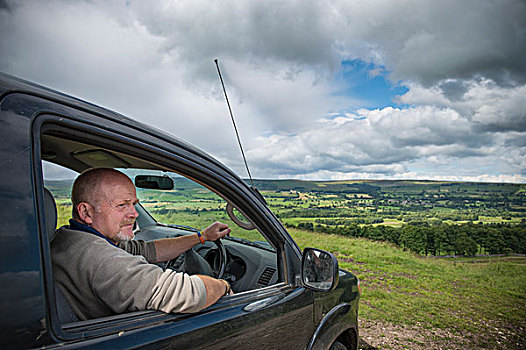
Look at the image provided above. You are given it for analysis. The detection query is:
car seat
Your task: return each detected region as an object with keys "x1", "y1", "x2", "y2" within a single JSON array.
[{"x1": 44, "y1": 188, "x2": 80, "y2": 324}]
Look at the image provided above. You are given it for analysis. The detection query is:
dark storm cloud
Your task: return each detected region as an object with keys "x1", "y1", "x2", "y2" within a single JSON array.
[
  {"x1": 335, "y1": 0, "x2": 526, "y2": 87},
  {"x1": 438, "y1": 80, "x2": 470, "y2": 102}
]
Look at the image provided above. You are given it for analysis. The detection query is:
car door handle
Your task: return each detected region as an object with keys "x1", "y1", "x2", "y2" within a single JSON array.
[{"x1": 243, "y1": 296, "x2": 281, "y2": 312}]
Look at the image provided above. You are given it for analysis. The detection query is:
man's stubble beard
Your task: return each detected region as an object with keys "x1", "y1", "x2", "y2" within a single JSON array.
[
  {"x1": 114, "y1": 224, "x2": 135, "y2": 242},
  {"x1": 114, "y1": 231, "x2": 134, "y2": 242}
]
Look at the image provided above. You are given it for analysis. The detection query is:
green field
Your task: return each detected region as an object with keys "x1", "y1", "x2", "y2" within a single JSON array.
[
  {"x1": 255, "y1": 179, "x2": 526, "y2": 257},
  {"x1": 289, "y1": 228, "x2": 526, "y2": 349},
  {"x1": 257, "y1": 179, "x2": 525, "y2": 226}
]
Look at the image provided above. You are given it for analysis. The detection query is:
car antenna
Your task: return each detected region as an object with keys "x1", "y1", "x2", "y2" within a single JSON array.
[{"x1": 214, "y1": 58, "x2": 255, "y2": 188}]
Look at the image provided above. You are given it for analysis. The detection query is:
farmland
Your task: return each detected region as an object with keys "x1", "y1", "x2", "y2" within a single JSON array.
[
  {"x1": 254, "y1": 180, "x2": 526, "y2": 256},
  {"x1": 47, "y1": 178, "x2": 525, "y2": 256},
  {"x1": 253, "y1": 179, "x2": 525, "y2": 226},
  {"x1": 47, "y1": 178, "x2": 525, "y2": 231}
]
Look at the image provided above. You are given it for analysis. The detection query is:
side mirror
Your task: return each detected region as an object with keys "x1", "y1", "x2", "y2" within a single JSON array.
[
  {"x1": 301, "y1": 248, "x2": 339, "y2": 292},
  {"x1": 135, "y1": 175, "x2": 174, "y2": 190}
]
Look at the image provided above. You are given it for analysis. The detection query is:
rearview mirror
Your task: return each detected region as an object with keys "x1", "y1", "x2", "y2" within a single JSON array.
[
  {"x1": 135, "y1": 175, "x2": 174, "y2": 190},
  {"x1": 301, "y1": 248, "x2": 339, "y2": 292}
]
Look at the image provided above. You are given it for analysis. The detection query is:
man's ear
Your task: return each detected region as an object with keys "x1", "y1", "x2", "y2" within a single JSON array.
[{"x1": 76, "y1": 202, "x2": 93, "y2": 224}]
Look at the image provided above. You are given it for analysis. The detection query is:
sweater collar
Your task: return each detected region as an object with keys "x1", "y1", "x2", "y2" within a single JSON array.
[{"x1": 68, "y1": 219, "x2": 118, "y2": 247}]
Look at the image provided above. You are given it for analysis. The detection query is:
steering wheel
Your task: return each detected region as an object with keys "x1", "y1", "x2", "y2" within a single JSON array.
[{"x1": 165, "y1": 238, "x2": 227, "y2": 279}]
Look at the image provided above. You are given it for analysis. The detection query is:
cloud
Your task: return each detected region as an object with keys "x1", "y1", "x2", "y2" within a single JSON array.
[
  {"x1": 333, "y1": 0, "x2": 526, "y2": 86},
  {"x1": 126, "y1": 0, "x2": 526, "y2": 87},
  {"x1": 129, "y1": 0, "x2": 341, "y2": 70},
  {"x1": 0, "y1": 0, "x2": 524, "y2": 182},
  {"x1": 249, "y1": 97, "x2": 525, "y2": 180},
  {"x1": 400, "y1": 79, "x2": 526, "y2": 132},
  {"x1": 0, "y1": 0, "x2": 355, "y2": 142}
]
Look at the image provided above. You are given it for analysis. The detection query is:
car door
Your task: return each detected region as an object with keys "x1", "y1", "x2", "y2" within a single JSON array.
[{"x1": 35, "y1": 111, "x2": 317, "y2": 348}]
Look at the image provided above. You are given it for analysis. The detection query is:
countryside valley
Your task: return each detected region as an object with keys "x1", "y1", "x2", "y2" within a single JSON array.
[{"x1": 46, "y1": 178, "x2": 526, "y2": 349}]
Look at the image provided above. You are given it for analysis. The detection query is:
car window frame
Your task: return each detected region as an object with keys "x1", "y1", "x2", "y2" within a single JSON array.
[{"x1": 31, "y1": 113, "x2": 294, "y2": 343}]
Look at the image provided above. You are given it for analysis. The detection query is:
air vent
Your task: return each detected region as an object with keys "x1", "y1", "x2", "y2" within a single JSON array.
[{"x1": 257, "y1": 266, "x2": 276, "y2": 287}]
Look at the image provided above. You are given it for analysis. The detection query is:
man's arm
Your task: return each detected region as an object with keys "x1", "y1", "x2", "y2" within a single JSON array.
[
  {"x1": 154, "y1": 221, "x2": 231, "y2": 262},
  {"x1": 197, "y1": 275, "x2": 232, "y2": 308}
]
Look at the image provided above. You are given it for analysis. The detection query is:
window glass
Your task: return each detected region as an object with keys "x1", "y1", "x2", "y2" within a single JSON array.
[
  {"x1": 43, "y1": 161, "x2": 77, "y2": 228},
  {"x1": 120, "y1": 169, "x2": 274, "y2": 251},
  {"x1": 124, "y1": 169, "x2": 279, "y2": 290}
]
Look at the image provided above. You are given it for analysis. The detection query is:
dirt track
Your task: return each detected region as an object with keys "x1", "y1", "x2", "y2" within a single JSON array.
[{"x1": 358, "y1": 318, "x2": 524, "y2": 350}]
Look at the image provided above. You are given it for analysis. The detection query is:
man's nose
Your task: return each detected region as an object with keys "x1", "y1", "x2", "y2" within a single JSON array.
[{"x1": 129, "y1": 205, "x2": 139, "y2": 218}]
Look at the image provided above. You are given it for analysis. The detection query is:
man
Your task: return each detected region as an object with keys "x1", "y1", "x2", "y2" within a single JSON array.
[{"x1": 51, "y1": 168, "x2": 232, "y2": 320}]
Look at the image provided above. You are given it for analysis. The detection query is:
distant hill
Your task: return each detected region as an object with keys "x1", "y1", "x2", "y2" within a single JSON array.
[
  {"x1": 46, "y1": 178, "x2": 525, "y2": 204},
  {"x1": 252, "y1": 179, "x2": 524, "y2": 195},
  {"x1": 44, "y1": 179, "x2": 74, "y2": 198}
]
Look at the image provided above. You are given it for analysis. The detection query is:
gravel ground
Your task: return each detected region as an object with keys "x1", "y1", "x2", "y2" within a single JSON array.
[{"x1": 357, "y1": 319, "x2": 524, "y2": 350}]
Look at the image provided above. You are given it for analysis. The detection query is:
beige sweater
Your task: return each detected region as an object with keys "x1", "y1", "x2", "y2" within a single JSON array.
[{"x1": 51, "y1": 227, "x2": 206, "y2": 320}]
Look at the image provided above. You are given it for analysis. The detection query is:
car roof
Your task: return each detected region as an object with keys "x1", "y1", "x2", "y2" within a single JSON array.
[{"x1": 0, "y1": 72, "x2": 240, "y2": 178}]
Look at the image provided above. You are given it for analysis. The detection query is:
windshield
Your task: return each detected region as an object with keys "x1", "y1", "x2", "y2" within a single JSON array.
[{"x1": 120, "y1": 169, "x2": 271, "y2": 249}]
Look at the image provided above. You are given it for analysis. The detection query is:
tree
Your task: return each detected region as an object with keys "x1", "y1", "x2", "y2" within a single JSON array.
[
  {"x1": 424, "y1": 227, "x2": 437, "y2": 256},
  {"x1": 297, "y1": 222, "x2": 314, "y2": 231},
  {"x1": 454, "y1": 232, "x2": 478, "y2": 255},
  {"x1": 484, "y1": 228, "x2": 506, "y2": 254},
  {"x1": 399, "y1": 225, "x2": 426, "y2": 254},
  {"x1": 440, "y1": 225, "x2": 459, "y2": 255}
]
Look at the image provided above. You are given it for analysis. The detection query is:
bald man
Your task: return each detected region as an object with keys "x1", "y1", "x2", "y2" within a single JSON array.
[{"x1": 51, "y1": 168, "x2": 232, "y2": 320}]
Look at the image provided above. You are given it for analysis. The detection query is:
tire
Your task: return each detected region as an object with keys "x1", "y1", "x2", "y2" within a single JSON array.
[{"x1": 329, "y1": 340, "x2": 348, "y2": 350}]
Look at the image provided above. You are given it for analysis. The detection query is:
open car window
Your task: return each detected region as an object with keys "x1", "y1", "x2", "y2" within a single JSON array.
[
  {"x1": 44, "y1": 164, "x2": 275, "y2": 252},
  {"x1": 42, "y1": 161, "x2": 77, "y2": 229},
  {"x1": 40, "y1": 128, "x2": 280, "y2": 309}
]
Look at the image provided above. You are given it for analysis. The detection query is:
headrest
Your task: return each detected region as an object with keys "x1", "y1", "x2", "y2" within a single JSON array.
[{"x1": 44, "y1": 188, "x2": 58, "y2": 242}]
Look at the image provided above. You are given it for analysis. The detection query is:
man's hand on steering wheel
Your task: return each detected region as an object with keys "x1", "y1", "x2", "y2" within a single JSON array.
[{"x1": 201, "y1": 221, "x2": 231, "y2": 242}]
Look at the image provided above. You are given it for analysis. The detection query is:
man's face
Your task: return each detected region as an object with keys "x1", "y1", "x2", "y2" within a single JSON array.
[{"x1": 89, "y1": 175, "x2": 139, "y2": 243}]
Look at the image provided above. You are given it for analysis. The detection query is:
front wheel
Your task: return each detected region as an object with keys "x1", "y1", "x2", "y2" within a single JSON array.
[{"x1": 329, "y1": 340, "x2": 347, "y2": 350}]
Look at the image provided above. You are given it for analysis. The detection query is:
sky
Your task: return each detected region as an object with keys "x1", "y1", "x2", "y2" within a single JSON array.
[{"x1": 1, "y1": 0, "x2": 525, "y2": 183}]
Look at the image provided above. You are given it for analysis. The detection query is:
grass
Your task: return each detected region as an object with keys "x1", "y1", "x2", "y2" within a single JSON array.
[{"x1": 287, "y1": 227, "x2": 526, "y2": 348}]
